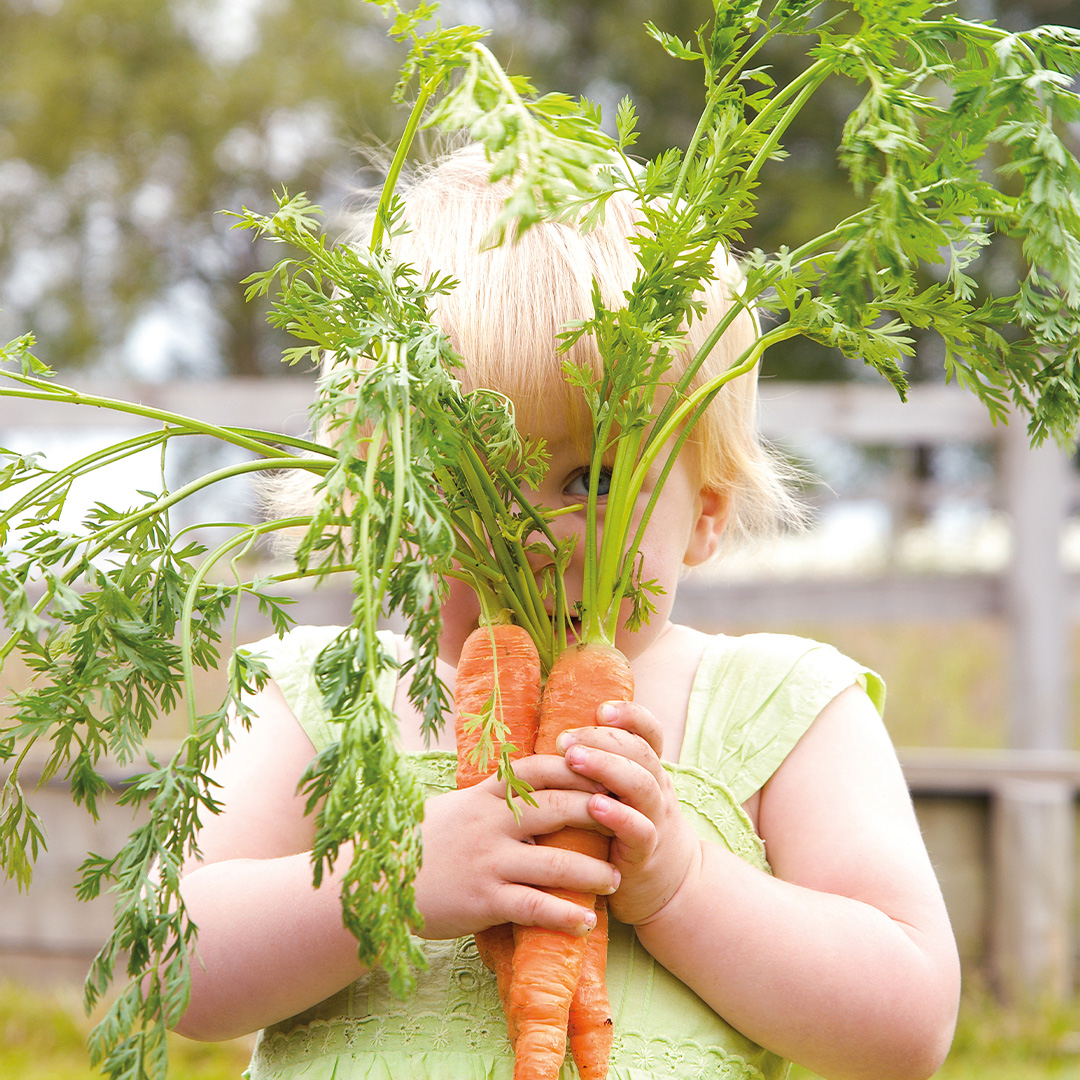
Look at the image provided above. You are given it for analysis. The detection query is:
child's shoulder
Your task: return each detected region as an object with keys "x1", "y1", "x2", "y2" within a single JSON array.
[
  {"x1": 239, "y1": 623, "x2": 349, "y2": 665},
  {"x1": 694, "y1": 629, "x2": 882, "y2": 701},
  {"x1": 681, "y1": 629, "x2": 886, "y2": 802}
]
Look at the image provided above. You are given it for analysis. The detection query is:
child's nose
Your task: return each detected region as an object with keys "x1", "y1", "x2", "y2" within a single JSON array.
[
  {"x1": 523, "y1": 524, "x2": 557, "y2": 574},
  {"x1": 520, "y1": 505, "x2": 575, "y2": 573}
]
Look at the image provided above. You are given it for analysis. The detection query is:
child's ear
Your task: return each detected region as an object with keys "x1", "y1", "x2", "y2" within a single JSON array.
[{"x1": 684, "y1": 486, "x2": 730, "y2": 567}]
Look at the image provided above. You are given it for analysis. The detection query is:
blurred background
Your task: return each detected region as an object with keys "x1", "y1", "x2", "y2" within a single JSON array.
[{"x1": 1, "y1": 0, "x2": 1080, "y2": 1077}]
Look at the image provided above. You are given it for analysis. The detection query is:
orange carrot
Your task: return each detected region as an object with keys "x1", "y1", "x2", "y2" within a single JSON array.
[
  {"x1": 454, "y1": 622, "x2": 541, "y2": 789},
  {"x1": 453, "y1": 621, "x2": 542, "y2": 1041},
  {"x1": 568, "y1": 896, "x2": 613, "y2": 1080},
  {"x1": 475, "y1": 921, "x2": 518, "y2": 1037},
  {"x1": 509, "y1": 912, "x2": 590, "y2": 1078},
  {"x1": 508, "y1": 641, "x2": 634, "y2": 1080}
]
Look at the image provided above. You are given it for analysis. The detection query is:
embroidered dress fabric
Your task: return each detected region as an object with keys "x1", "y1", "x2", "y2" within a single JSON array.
[{"x1": 238, "y1": 627, "x2": 884, "y2": 1080}]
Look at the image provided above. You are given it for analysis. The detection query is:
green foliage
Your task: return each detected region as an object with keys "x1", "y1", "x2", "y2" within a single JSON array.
[
  {"x1": 1, "y1": 26, "x2": 607, "y2": 1063},
  {"x1": 369, "y1": 0, "x2": 619, "y2": 241},
  {"x1": 1, "y1": 2, "x2": 1079, "y2": 1078},
  {"x1": 0, "y1": 982, "x2": 250, "y2": 1080},
  {"x1": 732, "y1": 6, "x2": 1080, "y2": 444},
  {"x1": 555, "y1": 0, "x2": 1080, "y2": 646},
  {"x1": 0, "y1": 0, "x2": 401, "y2": 375}
]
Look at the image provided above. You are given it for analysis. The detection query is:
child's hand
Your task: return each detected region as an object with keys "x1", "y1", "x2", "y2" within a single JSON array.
[
  {"x1": 557, "y1": 701, "x2": 701, "y2": 927},
  {"x1": 412, "y1": 754, "x2": 620, "y2": 941}
]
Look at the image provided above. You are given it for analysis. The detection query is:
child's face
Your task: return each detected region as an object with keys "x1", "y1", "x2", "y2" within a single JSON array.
[{"x1": 517, "y1": 409, "x2": 726, "y2": 663}]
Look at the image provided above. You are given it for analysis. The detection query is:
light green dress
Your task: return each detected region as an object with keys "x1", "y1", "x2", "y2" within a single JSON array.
[{"x1": 240, "y1": 627, "x2": 885, "y2": 1080}]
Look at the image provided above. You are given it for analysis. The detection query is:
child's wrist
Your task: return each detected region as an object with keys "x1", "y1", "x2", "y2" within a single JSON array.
[{"x1": 631, "y1": 841, "x2": 705, "y2": 930}]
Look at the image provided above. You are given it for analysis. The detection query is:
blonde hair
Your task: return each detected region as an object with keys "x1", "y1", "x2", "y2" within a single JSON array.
[{"x1": 266, "y1": 144, "x2": 802, "y2": 544}]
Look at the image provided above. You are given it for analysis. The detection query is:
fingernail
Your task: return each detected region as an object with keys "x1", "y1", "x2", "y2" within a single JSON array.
[
  {"x1": 565, "y1": 744, "x2": 587, "y2": 767},
  {"x1": 578, "y1": 910, "x2": 597, "y2": 934},
  {"x1": 556, "y1": 731, "x2": 573, "y2": 753},
  {"x1": 598, "y1": 703, "x2": 618, "y2": 724},
  {"x1": 607, "y1": 868, "x2": 622, "y2": 894}
]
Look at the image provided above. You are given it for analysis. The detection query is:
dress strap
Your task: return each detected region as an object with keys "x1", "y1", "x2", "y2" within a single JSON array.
[{"x1": 680, "y1": 632, "x2": 885, "y2": 805}]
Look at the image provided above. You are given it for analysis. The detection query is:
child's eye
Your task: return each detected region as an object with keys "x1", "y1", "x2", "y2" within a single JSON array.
[{"x1": 566, "y1": 466, "x2": 613, "y2": 498}]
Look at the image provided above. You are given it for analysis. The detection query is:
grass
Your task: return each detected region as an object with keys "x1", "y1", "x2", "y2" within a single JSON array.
[
  {"x1": 939, "y1": 983, "x2": 1080, "y2": 1079},
  {"x1": 0, "y1": 982, "x2": 252, "y2": 1080},
  {"x1": 1, "y1": 980, "x2": 1078, "y2": 1080}
]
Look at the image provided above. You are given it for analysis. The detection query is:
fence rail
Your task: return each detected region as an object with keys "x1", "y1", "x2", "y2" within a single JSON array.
[
  {"x1": 0, "y1": 375, "x2": 1010, "y2": 438},
  {"x1": 1, "y1": 378, "x2": 1077, "y2": 1001}
]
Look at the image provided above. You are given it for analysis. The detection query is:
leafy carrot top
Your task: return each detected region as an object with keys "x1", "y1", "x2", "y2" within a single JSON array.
[{"x1": 0, "y1": 3, "x2": 1078, "y2": 1079}]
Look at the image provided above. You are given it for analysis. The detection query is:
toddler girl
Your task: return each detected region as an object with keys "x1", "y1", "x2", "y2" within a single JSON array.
[{"x1": 172, "y1": 146, "x2": 960, "y2": 1080}]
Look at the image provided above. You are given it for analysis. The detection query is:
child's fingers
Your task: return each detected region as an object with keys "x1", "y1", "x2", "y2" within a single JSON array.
[
  {"x1": 584, "y1": 786, "x2": 701, "y2": 927},
  {"x1": 559, "y1": 742, "x2": 665, "y2": 862},
  {"x1": 555, "y1": 727, "x2": 660, "y2": 780},
  {"x1": 488, "y1": 883, "x2": 598, "y2": 937},
  {"x1": 507, "y1": 783, "x2": 615, "y2": 840},
  {"x1": 553, "y1": 703, "x2": 664, "y2": 775},
  {"x1": 596, "y1": 700, "x2": 664, "y2": 756},
  {"x1": 561, "y1": 742, "x2": 665, "y2": 820},
  {"x1": 415, "y1": 783, "x2": 613, "y2": 939},
  {"x1": 481, "y1": 751, "x2": 606, "y2": 796},
  {"x1": 587, "y1": 791, "x2": 657, "y2": 870},
  {"x1": 473, "y1": 756, "x2": 614, "y2": 839},
  {"x1": 499, "y1": 839, "x2": 620, "y2": 899}
]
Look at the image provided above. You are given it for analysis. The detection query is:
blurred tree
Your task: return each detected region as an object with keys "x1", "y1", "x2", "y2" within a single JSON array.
[
  {"x1": 0, "y1": 0, "x2": 1075, "y2": 381},
  {"x1": 0, "y1": 0, "x2": 405, "y2": 377},
  {"x1": 483, "y1": 0, "x2": 1079, "y2": 382}
]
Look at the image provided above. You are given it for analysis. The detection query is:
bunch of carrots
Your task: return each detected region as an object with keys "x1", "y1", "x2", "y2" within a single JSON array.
[{"x1": 454, "y1": 618, "x2": 633, "y2": 1080}]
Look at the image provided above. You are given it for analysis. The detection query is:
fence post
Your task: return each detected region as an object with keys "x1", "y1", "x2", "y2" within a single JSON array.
[
  {"x1": 1001, "y1": 419, "x2": 1071, "y2": 751},
  {"x1": 996, "y1": 419, "x2": 1075, "y2": 1000},
  {"x1": 990, "y1": 778, "x2": 1075, "y2": 1002}
]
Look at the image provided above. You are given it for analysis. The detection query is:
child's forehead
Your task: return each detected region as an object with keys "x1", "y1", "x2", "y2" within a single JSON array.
[
  {"x1": 516, "y1": 412, "x2": 589, "y2": 458},
  {"x1": 497, "y1": 383, "x2": 595, "y2": 460}
]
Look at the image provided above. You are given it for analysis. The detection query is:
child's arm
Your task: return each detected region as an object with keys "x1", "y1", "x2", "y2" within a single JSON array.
[
  {"x1": 562, "y1": 686, "x2": 960, "y2": 1080},
  {"x1": 171, "y1": 679, "x2": 369, "y2": 1042},
  {"x1": 173, "y1": 679, "x2": 619, "y2": 1043}
]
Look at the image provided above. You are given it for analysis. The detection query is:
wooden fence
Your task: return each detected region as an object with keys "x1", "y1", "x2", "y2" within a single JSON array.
[{"x1": 1, "y1": 378, "x2": 1077, "y2": 1002}]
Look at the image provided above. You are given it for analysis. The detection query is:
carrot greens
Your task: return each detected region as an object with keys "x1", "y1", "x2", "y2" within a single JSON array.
[
  {"x1": 0, "y1": 2, "x2": 1078, "y2": 1078},
  {"x1": 556, "y1": 2, "x2": 1080, "y2": 644},
  {"x1": 0, "y1": 26, "x2": 598, "y2": 1070}
]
